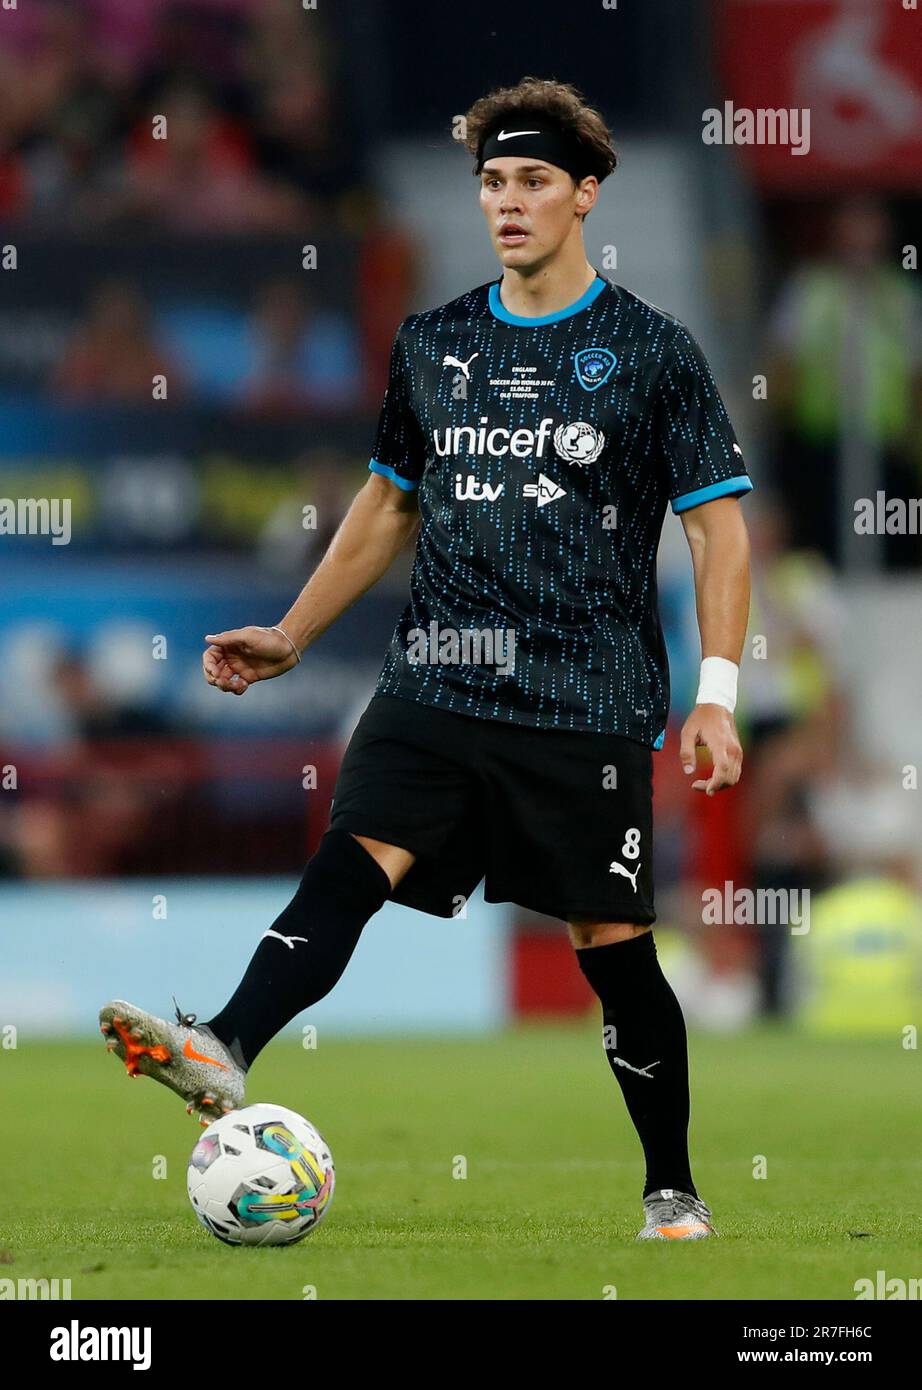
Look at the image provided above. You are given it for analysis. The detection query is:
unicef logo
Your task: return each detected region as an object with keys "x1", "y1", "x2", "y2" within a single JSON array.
[{"x1": 553, "y1": 421, "x2": 605, "y2": 466}]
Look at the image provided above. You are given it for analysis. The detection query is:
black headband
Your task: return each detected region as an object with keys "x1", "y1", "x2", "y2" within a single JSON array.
[{"x1": 475, "y1": 123, "x2": 592, "y2": 182}]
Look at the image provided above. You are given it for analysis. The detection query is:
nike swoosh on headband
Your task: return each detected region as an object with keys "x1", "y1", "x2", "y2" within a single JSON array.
[{"x1": 496, "y1": 129, "x2": 542, "y2": 141}]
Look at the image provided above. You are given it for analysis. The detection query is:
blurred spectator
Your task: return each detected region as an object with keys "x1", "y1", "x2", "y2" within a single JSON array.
[
  {"x1": 799, "y1": 773, "x2": 922, "y2": 1037},
  {"x1": 348, "y1": 190, "x2": 420, "y2": 406},
  {"x1": 20, "y1": 86, "x2": 124, "y2": 230},
  {"x1": 81, "y1": 0, "x2": 161, "y2": 85},
  {"x1": 0, "y1": 140, "x2": 27, "y2": 219},
  {"x1": 121, "y1": 79, "x2": 307, "y2": 234},
  {"x1": 0, "y1": 650, "x2": 181, "y2": 878},
  {"x1": 249, "y1": 55, "x2": 362, "y2": 208},
  {"x1": 0, "y1": 1, "x2": 118, "y2": 225},
  {"x1": 0, "y1": 2, "x2": 92, "y2": 150},
  {"x1": 53, "y1": 653, "x2": 171, "y2": 740},
  {"x1": 799, "y1": 870, "x2": 922, "y2": 1040},
  {"x1": 240, "y1": 277, "x2": 361, "y2": 414},
  {"x1": 738, "y1": 495, "x2": 846, "y2": 1016},
  {"x1": 0, "y1": 806, "x2": 24, "y2": 879},
  {"x1": 134, "y1": 0, "x2": 255, "y2": 92},
  {"x1": 51, "y1": 280, "x2": 186, "y2": 404},
  {"x1": 256, "y1": 449, "x2": 359, "y2": 575},
  {"x1": 765, "y1": 195, "x2": 922, "y2": 571},
  {"x1": 12, "y1": 767, "x2": 162, "y2": 878},
  {"x1": 0, "y1": 1, "x2": 365, "y2": 234}
]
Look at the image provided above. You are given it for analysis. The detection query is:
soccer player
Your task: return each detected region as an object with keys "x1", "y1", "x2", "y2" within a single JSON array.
[{"x1": 101, "y1": 77, "x2": 752, "y2": 1241}]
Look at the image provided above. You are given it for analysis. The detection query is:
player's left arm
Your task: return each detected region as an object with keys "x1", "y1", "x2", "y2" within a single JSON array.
[{"x1": 678, "y1": 495, "x2": 751, "y2": 794}]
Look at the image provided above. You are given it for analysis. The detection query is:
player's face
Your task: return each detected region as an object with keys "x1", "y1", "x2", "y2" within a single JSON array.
[{"x1": 480, "y1": 159, "x2": 589, "y2": 269}]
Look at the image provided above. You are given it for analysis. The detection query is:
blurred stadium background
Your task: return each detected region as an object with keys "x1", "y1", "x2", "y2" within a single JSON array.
[{"x1": 2, "y1": 0, "x2": 922, "y2": 1046}]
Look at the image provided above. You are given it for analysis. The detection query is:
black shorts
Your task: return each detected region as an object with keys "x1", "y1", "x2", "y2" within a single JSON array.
[{"x1": 329, "y1": 694, "x2": 655, "y2": 924}]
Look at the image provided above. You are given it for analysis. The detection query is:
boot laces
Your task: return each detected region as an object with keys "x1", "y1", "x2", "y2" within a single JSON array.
[{"x1": 172, "y1": 995, "x2": 198, "y2": 1028}]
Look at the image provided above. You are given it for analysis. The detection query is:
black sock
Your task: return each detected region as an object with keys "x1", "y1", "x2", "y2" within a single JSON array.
[
  {"x1": 205, "y1": 829, "x2": 392, "y2": 1069},
  {"x1": 576, "y1": 932, "x2": 697, "y2": 1200}
]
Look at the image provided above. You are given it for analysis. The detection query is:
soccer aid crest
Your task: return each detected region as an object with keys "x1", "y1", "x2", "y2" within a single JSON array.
[
  {"x1": 574, "y1": 347, "x2": 617, "y2": 391},
  {"x1": 553, "y1": 421, "x2": 606, "y2": 466}
]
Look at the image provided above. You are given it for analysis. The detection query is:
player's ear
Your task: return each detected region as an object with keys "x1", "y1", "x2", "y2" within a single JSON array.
[{"x1": 574, "y1": 175, "x2": 598, "y2": 218}]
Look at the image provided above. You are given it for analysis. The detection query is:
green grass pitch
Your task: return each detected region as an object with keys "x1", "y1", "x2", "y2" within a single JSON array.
[{"x1": 3, "y1": 1024, "x2": 919, "y2": 1300}]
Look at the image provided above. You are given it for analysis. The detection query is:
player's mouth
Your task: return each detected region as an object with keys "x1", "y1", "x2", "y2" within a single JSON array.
[{"x1": 498, "y1": 223, "x2": 529, "y2": 245}]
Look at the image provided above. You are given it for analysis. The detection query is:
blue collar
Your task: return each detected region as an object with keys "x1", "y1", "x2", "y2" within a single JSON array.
[{"x1": 488, "y1": 273, "x2": 606, "y2": 326}]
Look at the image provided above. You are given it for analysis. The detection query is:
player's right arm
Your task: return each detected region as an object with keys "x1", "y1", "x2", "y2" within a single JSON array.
[{"x1": 203, "y1": 322, "x2": 426, "y2": 695}]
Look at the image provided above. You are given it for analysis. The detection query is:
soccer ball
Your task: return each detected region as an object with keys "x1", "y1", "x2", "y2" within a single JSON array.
[{"x1": 187, "y1": 1103, "x2": 335, "y2": 1247}]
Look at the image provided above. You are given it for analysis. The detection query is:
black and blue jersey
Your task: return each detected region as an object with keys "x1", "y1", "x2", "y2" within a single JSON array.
[{"x1": 368, "y1": 273, "x2": 752, "y2": 747}]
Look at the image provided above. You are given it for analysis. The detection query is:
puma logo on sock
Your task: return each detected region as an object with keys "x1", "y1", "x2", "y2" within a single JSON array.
[
  {"x1": 609, "y1": 1054, "x2": 660, "y2": 1079},
  {"x1": 262, "y1": 929, "x2": 309, "y2": 950}
]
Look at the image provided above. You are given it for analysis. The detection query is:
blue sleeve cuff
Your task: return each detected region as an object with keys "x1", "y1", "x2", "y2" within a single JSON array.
[
  {"x1": 369, "y1": 458, "x2": 419, "y2": 491},
  {"x1": 671, "y1": 475, "x2": 753, "y2": 514}
]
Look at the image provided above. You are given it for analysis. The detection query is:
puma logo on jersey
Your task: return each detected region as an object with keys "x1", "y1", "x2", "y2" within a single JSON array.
[
  {"x1": 442, "y1": 351, "x2": 480, "y2": 380},
  {"x1": 609, "y1": 859, "x2": 640, "y2": 891}
]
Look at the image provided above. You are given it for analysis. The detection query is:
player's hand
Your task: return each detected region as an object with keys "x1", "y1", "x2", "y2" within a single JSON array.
[
  {"x1": 679, "y1": 704, "x2": 742, "y2": 795},
  {"x1": 202, "y1": 626, "x2": 299, "y2": 696}
]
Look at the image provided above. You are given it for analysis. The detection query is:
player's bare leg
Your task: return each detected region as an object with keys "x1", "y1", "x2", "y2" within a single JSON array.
[
  {"x1": 568, "y1": 920, "x2": 651, "y2": 948},
  {"x1": 348, "y1": 835, "x2": 416, "y2": 889},
  {"x1": 569, "y1": 916, "x2": 716, "y2": 1241}
]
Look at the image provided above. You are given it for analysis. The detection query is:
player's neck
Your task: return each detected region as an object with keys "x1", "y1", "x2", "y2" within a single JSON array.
[{"x1": 497, "y1": 247, "x2": 598, "y2": 320}]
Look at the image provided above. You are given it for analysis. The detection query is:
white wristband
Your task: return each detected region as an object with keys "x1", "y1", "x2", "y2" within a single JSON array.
[{"x1": 695, "y1": 656, "x2": 738, "y2": 713}]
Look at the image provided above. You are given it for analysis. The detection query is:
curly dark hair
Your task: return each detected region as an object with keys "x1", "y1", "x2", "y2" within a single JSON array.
[{"x1": 463, "y1": 76, "x2": 618, "y2": 184}]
